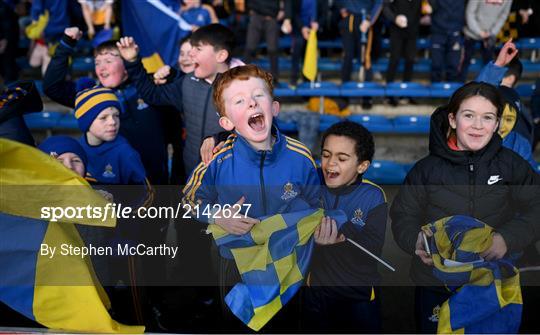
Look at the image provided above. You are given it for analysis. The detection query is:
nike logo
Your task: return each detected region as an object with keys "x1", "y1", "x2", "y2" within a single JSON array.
[{"x1": 487, "y1": 175, "x2": 502, "y2": 185}]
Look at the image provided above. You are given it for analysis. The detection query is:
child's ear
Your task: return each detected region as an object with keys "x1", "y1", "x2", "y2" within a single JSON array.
[
  {"x1": 219, "y1": 116, "x2": 234, "y2": 131},
  {"x1": 448, "y1": 113, "x2": 457, "y2": 130},
  {"x1": 271, "y1": 100, "x2": 280, "y2": 117},
  {"x1": 216, "y1": 49, "x2": 229, "y2": 64},
  {"x1": 357, "y1": 160, "x2": 370, "y2": 175}
]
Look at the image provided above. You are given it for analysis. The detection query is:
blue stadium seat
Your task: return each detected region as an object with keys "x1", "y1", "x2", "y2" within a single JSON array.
[
  {"x1": 430, "y1": 82, "x2": 462, "y2": 98},
  {"x1": 24, "y1": 111, "x2": 62, "y2": 129},
  {"x1": 348, "y1": 114, "x2": 393, "y2": 133},
  {"x1": 393, "y1": 115, "x2": 430, "y2": 134},
  {"x1": 319, "y1": 114, "x2": 342, "y2": 131},
  {"x1": 515, "y1": 37, "x2": 540, "y2": 50},
  {"x1": 274, "y1": 82, "x2": 296, "y2": 97},
  {"x1": 417, "y1": 38, "x2": 431, "y2": 50},
  {"x1": 72, "y1": 57, "x2": 94, "y2": 72},
  {"x1": 57, "y1": 113, "x2": 79, "y2": 130},
  {"x1": 318, "y1": 39, "x2": 342, "y2": 49},
  {"x1": 318, "y1": 58, "x2": 342, "y2": 71},
  {"x1": 516, "y1": 83, "x2": 537, "y2": 97},
  {"x1": 363, "y1": 160, "x2": 407, "y2": 185},
  {"x1": 340, "y1": 82, "x2": 386, "y2": 97},
  {"x1": 385, "y1": 82, "x2": 431, "y2": 97},
  {"x1": 274, "y1": 118, "x2": 298, "y2": 133},
  {"x1": 296, "y1": 82, "x2": 341, "y2": 97},
  {"x1": 258, "y1": 36, "x2": 292, "y2": 49}
]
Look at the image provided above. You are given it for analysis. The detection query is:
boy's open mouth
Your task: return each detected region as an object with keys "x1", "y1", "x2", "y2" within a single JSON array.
[
  {"x1": 326, "y1": 170, "x2": 339, "y2": 179},
  {"x1": 248, "y1": 113, "x2": 265, "y2": 131}
]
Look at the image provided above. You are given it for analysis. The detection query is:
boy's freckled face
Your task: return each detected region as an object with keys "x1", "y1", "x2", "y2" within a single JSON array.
[
  {"x1": 94, "y1": 51, "x2": 127, "y2": 88},
  {"x1": 56, "y1": 152, "x2": 85, "y2": 177},
  {"x1": 321, "y1": 135, "x2": 362, "y2": 188},
  {"x1": 221, "y1": 77, "x2": 279, "y2": 147},
  {"x1": 89, "y1": 107, "x2": 120, "y2": 142},
  {"x1": 189, "y1": 43, "x2": 220, "y2": 80}
]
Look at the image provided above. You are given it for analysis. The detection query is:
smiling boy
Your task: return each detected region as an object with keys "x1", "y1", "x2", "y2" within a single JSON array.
[{"x1": 118, "y1": 24, "x2": 235, "y2": 175}]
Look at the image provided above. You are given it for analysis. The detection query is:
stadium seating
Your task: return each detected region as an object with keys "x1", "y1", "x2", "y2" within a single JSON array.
[
  {"x1": 348, "y1": 114, "x2": 394, "y2": 133},
  {"x1": 363, "y1": 160, "x2": 408, "y2": 185},
  {"x1": 341, "y1": 82, "x2": 386, "y2": 97},
  {"x1": 393, "y1": 115, "x2": 431, "y2": 134},
  {"x1": 385, "y1": 82, "x2": 431, "y2": 98}
]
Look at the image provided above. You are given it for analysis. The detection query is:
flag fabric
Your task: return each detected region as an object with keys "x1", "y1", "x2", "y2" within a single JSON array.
[
  {"x1": 423, "y1": 215, "x2": 522, "y2": 334},
  {"x1": 0, "y1": 138, "x2": 144, "y2": 333},
  {"x1": 121, "y1": 0, "x2": 191, "y2": 73},
  {"x1": 208, "y1": 208, "x2": 347, "y2": 331},
  {"x1": 302, "y1": 29, "x2": 318, "y2": 82},
  {"x1": 25, "y1": 10, "x2": 49, "y2": 40}
]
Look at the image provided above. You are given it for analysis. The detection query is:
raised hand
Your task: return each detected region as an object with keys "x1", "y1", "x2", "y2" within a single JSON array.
[
  {"x1": 116, "y1": 37, "x2": 139, "y2": 62},
  {"x1": 64, "y1": 27, "x2": 83, "y2": 41},
  {"x1": 153, "y1": 65, "x2": 171, "y2": 85},
  {"x1": 494, "y1": 39, "x2": 519, "y2": 67}
]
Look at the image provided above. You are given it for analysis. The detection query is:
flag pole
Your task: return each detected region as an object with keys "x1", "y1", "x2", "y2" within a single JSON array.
[{"x1": 346, "y1": 238, "x2": 396, "y2": 272}]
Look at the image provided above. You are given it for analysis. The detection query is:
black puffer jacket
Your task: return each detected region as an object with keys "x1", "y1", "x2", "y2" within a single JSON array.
[{"x1": 390, "y1": 106, "x2": 540, "y2": 285}]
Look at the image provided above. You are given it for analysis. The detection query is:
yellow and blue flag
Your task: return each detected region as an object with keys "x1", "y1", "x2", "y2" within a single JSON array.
[
  {"x1": 302, "y1": 29, "x2": 318, "y2": 82},
  {"x1": 0, "y1": 139, "x2": 144, "y2": 333},
  {"x1": 423, "y1": 215, "x2": 522, "y2": 334},
  {"x1": 208, "y1": 208, "x2": 347, "y2": 331},
  {"x1": 121, "y1": 0, "x2": 191, "y2": 73}
]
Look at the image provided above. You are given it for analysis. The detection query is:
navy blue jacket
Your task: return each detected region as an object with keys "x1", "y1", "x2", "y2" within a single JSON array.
[
  {"x1": 309, "y1": 177, "x2": 387, "y2": 301},
  {"x1": 429, "y1": 0, "x2": 465, "y2": 34}
]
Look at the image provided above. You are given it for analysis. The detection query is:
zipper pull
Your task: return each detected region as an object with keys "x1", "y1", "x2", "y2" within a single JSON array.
[{"x1": 469, "y1": 164, "x2": 474, "y2": 172}]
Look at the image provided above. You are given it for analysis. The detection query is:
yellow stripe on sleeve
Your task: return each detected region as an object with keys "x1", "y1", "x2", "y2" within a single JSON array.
[
  {"x1": 362, "y1": 178, "x2": 387, "y2": 203},
  {"x1": 286, "y1": 144, "x2": 317, "y2": 169}
]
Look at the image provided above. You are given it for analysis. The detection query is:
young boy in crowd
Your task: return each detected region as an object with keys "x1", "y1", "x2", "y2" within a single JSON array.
[
  {"x1": 117, "y1": 23, "x2": 235, "y2": 176},
  {"x1": 38, "y1": 135, "x2": 88, "y2": 178},
  {"x1": 43, "y1": 26, "x2": 169, "y2": 185},
  {"x1": 182, "y1": 65, "x2": 321, "y2": 330},
  {"x1": 475, "y1": 39, "x2": 537, "y2": 168},
  {"x1": 74, "y1": 87, "x2": 146, "y2": 186},
  {"x1": 302, "y1": 120, "x2": 387, "y2": 333}
]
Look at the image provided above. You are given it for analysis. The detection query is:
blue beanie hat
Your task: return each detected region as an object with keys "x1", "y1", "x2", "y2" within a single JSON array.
[
  {"x1": 74, "y1": 87, "x2": 121, "y2": 132},
  {"x1": 38, "y1": 135, "x2": 88, "y2": 169}
]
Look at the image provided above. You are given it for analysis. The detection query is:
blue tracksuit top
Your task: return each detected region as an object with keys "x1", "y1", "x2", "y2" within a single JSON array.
[
  {"x1": 79, "y1": 134, "x2": 146, "y2": 185},
  {"x1": 309, "y1": 176, "x2": 388, "y2": 300},
  {"x1": 181, "y1": 6, "x2": 213, "y2": 27},
  {"x1": 183, "y1": 128, "x2": 321, "y2": 224}
]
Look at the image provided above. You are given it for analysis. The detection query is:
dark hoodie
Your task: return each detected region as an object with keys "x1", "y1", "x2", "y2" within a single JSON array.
[{"x1": 390, "y1": 106, "x2": 540, "y2": 286}]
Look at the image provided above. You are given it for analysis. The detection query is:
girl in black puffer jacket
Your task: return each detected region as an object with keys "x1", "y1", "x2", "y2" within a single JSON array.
[{"x1": 390, "y1": 82, "x2": 540, "y2": 333}]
